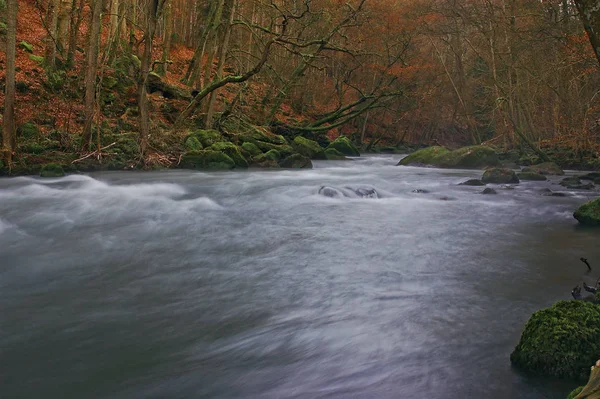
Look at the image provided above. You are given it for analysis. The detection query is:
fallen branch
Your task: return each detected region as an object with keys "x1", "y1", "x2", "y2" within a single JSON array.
[{"x1": 72, "y1": 142, "x2": 117, "y2": 163}]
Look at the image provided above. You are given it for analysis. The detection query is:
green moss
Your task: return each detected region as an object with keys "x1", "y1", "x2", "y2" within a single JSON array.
[
  {"x1": 28, "y1": 54, "x2": 44, "y2": 64},
  {"x1": 435, "y1": 145, "x2": 499, "y2": 168},
  {"x1": 241, "y1": 142, "x2": 262, "y2": 157},
  {"x1": 397, "y1": 146, "x2": 450, "y2": 166},
  {"x1": 18, "y1": 122, "x2": 39, "y2": 139},
  {"x1": 253, "y1": 142, "x2": 294, "y2": 158},
  {"x1": 561, "y1": 177, "x2": 594, "y2": 190},
  {"x1": 210, "y1": 142, "x2": 248, "y2": 168},
  {"x1": 579, "y1": 172, "x2": 600, "y2": 181},
  {"x1": 517, "y1": 172, "x2": 547, "y2": 181},
  {"x1": 180, "y1": 150, "x2": 235, "y2": 170},
  {"x1": 0, "y1": 22, "x2": 6, "y2": 35},
  {"x1": 255, "y1": 149, "x2": 280, "y2": 163},
  {"x1": 481, "y1": 168, "x2": 520, "y2": 184},
  {"x1": 326, "y1": 136, "x2": 360, "y2": 157},
  {"x1": 567, "y1": 386, "x2": 584, "y2": 399},
  {"x1": 21, "y1": 142, "x2": 46, "y2": 154},
  {"x1": 293, "y1": 136, "x2": 325, "y2": 159},
  {"x1": 184, "y1": 136, "x2": 203, "y2": 151},
  {"x1": 510, "y1": 300, "x2": 600, "y2": 380},
  {"x1": 102, "y1": 75, "x2": 119, "y2": 89},
  {"x1": 40, "y1": 163, "x2": 65, "y2": 178},
  {"x1": 522, "y1": 162, "x2": 564, "y2": 176},
  {"x1": 279, "y1": 154, "x2": 312, "y2": 169},
  {"x1": 19, "y1": 40, "x2": 33, "y2": 53},
  {"x1": 324, "y1": 148, "x2": 349, "y2": 160},
  {"x1": 187, "y1": 129, "x2": 224, "y2": 147},
  {"x1": 574, "y1": 198, "x2": 600, "y2": 226}
]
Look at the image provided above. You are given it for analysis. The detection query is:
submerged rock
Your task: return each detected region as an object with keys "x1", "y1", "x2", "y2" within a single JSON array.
[
  {"x1": 318, "y1": 186, "x2": 379, "y2": 198},
  {"x1": 459, "y1": 179, "x2": 485, "y2": 186},
  {"x1": 481, "y1": 187, "x2": 497, "y2": 194},
  {"x1": 481, "y1": 168, "x2": 520, "y2": 184},
  {"x1": 412, "y1": 189, "x2": 430, "y2": 193},
  {"x1": 279, "y1": 154, "x2": 312, "y2": 169},
  {"x1": 293, "y1": 136, "x2": 326, "y2": 159},
  {"x1": 326, "y1": 136, "x2": 360, "y2": 157},
  {"x1": 39, "y1": 163, "x2": 65, "y2": 178},
  {"x1": 561, "y1": 177, "x2": 594, "y2": 190},
  {"x1": 574, "y1": 198, "x2": 600, "y2": 226},
  {"x1": 522, "y1": 162, "x2": 564, "y2": 176},
  {"x1": 517, "y1": 172, "x2": 547, "y2": 181},
  {"x1": 579, "y1": 172, "x2": 600, "y2": 181},
  {"x1": 511, "y1": 300, "x2": 600, "y2": 380}
]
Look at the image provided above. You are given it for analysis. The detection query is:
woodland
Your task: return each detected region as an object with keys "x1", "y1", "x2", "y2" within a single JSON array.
[{"x1": 1, "y1": 0, "x2": 600, "y2": 173}]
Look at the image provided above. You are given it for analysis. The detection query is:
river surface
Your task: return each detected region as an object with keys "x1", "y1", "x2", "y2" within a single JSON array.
[{"x1": 1, "y1": 155, "x2": 600, "y2": 399}]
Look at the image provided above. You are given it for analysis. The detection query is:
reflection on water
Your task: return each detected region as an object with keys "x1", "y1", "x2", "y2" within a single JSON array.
[{"x1": 1, "y1": 155, "x2": 599, "y2": 399}]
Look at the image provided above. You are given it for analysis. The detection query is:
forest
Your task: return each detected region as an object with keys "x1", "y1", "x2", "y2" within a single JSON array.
[{"x1": 1, "y1": 0, "x2": 600, "y2": 173}]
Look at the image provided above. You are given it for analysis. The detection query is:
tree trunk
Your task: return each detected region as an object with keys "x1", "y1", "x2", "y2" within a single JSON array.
[
  {"x1": 2, "y1": 0, "x2": 18, "y2": 165},
  {"x1": 156, "y1": 0, "x2": 172, "y2": 76},
  {"x1": 81, "y1": 0, "x2": 103, "y2": 150},
  {"x1": 573, "y1": 0, "x2": 600, "y2": 67}
]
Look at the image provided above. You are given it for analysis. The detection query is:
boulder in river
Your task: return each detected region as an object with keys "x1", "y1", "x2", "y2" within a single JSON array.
[
  {"x1": 293, "y1": 136, "x2": 326, "y2": 160},
  {"x1": 324, "y1": 148, "x2": 349, "y2": 160},
  {"x1": 210, "y1": 142, "x2": 248, "y2": 168},
  {"x1": 574, "y1": 198, "x2": 600, "y2": 226},
  {"x1": 481, "y1": 187, "x2": 497, "y2": 194},
  {"x1": 279, "y1": 154, "x2": 312, "y2": 169},
  {"x1": 254, "y1": 149, "x2": 280, "y2": 163},
  {"x1": 459, "y1": 179, "x2": 485, "y2": 186},
  {"x1": 517, "y1": 172, "x2": 547, "y2": 181},
  {"x1": 326, "y1": 136, "x2": 360, "y2": 157},
  {"x1": 40, "y1": 163, "x2": 65, "y2": 178},
  {"x1": 481, "y1": 168, "x2": 520, "y2": 184},
  {"x1": 522, "y1": 162, "x2": 564, "y2": 176},
  {"x1": 397, "y1": 146, "x2": 450, "y2": 166},
  {"x1": 186, "y1": 129, "x2": 225, "y2": 148},
  {"x1": 579, "y1": 172, "x2": 600, "y2": 181},
  {"x1": 510, "y1": 300, "x2": 600, "y2": 380},
  {"x1": 435, "y1": 145, "x2": 499, "y2": 168},
  {"x1": 561, "y1": 177, "x2": 594, "y2": 190},
  {"x1": 180, "y1": 150, "x2": 235, "y2": 169},
  {"x1": 241, "y1": 142, "x2": 262, "y2": 157}
]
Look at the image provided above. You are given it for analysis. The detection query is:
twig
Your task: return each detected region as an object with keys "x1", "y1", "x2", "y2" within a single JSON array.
[{"x1": 72, "y1": 142, "x2": 117, "y2": 163}]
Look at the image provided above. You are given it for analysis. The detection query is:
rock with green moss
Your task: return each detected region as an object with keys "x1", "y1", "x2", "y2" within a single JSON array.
[
  {"x1": 210, "y1": 142, "x2": 248, "y2": 168},
  {"x1": 481, "y1": 168, "x2": 520, "y2": 184},
  {"x1": 510, "y1": 300, "x2": 600, "y2": 380},
  {"x1": 293, "y1": 136, "x2": 325, "y2": 159},
  {"x1": 397, "y1": 146, "x2": 450, "y2": 166},
  {"x1": 567, "y1": 386, "x2": 585, "y2": 399},
  {"x1": 184, "y1": 136, "x2": 203, "y2": 151},
  {"x1": 325, "y1": 148, "x2": 349, "y2": 160},
  {"x1": 435, "y1": 145, "x2": 499, "y2": 168},
  {"x1": 19, "y1": 41, "x2": 34, "y2": 53},
  {"x1": 517, "y1": 172, "x2": 547, "y2": 181},
  {"x1": 254, "y1": 149, "x2": 280, "y2": 163},
  {"x1": 28, "y1": 54, "x2": 44, "y2": 64},
  {"x1": 459, "y1": 179, "x2": 485, "y2": 186},
  {"x1": 40, "y1": 163, "x2": 65, "y2": 178},
  {"x1": 579, "y1": 172, "x2": 600, "y2": 181},
  {"x1": 187, "y1": 130, "x2": 225, "y2": 148},
  {"x1": 21, "y1": 142, "x2": 45, "y2": 154},
  {"x1": 326, "y1": 136, "x2": 360, "y2": 157},
  {"x1": 179, "y1": 150, "x2": 235, "y2": 170},
  {"x1": 561, "y1": 177, "x2": 594, "y2": 190},
  {"x1": 18, "y1": 122, "x2": 39, "y2": 139},
  {"x1": 522, "y1": 162, "x2": 564, "y2": 176},
  {"x1": 279, "y1": 154, "x2": 312, "y2": 169},
  {"x1": 241, "y1": 142, "x2": 262, "y2": 157},
  {"x1": 574, "y1": 198, "x2": 600, "y2": 226},
  {"x1": 253, "y1": 142, "x2": 294, "y2": 158}
]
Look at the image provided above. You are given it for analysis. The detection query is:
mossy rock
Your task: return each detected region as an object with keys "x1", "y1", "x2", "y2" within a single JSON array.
[
  {"x1": 397, "y1": 146, "x2": 450, "y2": 166},
  {"x1": 186, "y1": 129, "x2": 225, "y2": 148},
  {"x1": 19, "y1": 40, "x2": 34, "y2": 53},
  {"x1": 579, "y1": 172, "x2": 600, "y2": 181},
  {"x1": 567, "y1": 386, "x2": 584, "y2": 399},
  {"x1": 325, "y1": 148, "x2": 349, "y2": 160},
  {"x1": 254, "y1": 149, "x2": 280, "y2": 163},
  {"x1": 561, "y1": 177, "x2": 594, "y2": 190},
  {"x1": 21, "y1": 142, "x2": 46, "y2": 154},
  {"x1": 102, "y1": 75, "x2": 119, "y2": 89},
  {"x1": 510, "y1": 300, "x2": 600, "y2": 380},
  {"x1": 326, "y1": 136, "x2": 360, "y2": 157},
  {"x1": 17, "y1": 122, "x2": 39, "y2": 139},
  {"x1": 574, "y1": 198, "x2": 600, "y2": 226},
  {"x1": 279, "y1": 154, "x2": 312, "y2": 169},
  {"x1": 459, "y1": 179, "x2": 485, "y2": 186},
  {"x1": 517, "y1": 172, "x2": 547, "y2": 181},
  {"x1": 28, "y1": 54, "x2": 44, "y2": 64},
  {"x1": 435, "y1": 145, "x2": 499, "y2": 169},
  {"x1": 522, "y1": 162, "x2": 564, "y2": 176},
  {"x1": 210, "y1": 142, "x2": 248, "y2": 168},
  {"x1": 180, "y1": 150, "x2": 235, "y2": 170},
  {"x1": 253, "y1": 142, "x2": 294, "y2": 158},
  {"x1": 184, "y1": 136, "x2": 203, "y2": 151},
  {"x1": 293, "y1": 136, "x2": 325, "y2": 159},
  {"x1": 481, "y1": 168, "x2": 520, "y2": 184},
  {"x1": 40, "y1": 163, "x2": 65, "y2": 178},
  {"x1": 241, "y1": 142, "x2": 262, "y2": 157}
]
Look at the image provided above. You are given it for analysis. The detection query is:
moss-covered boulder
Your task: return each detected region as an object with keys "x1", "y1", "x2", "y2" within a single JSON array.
[
  {"x1": 561, "y1": 177, "x2": 594, "y2": 190},
  {"x1": 254, "y1": 149, "x2": 280, "y2": 163},
  {"x1": 210, "y1": 142, "x2": 248, "y2": 168},
  {"x1": 482, "y1": 187, "x2": 497, "y2": 194},
  {"x1": 187, "y1": 130, "x2": 225, "y2": 148},
  {"x1": 397, "y1": 146, "x2": 450, "y2": 166},
  {"x1": 241, "y1": 142, "x2": 262, "y2": 157},
  {"x1": 517, "y1": 172, "x2": 547, "y2": 181},
  {"x1": 574, "y1": 198, "x2": 600, "y2": 226},
  {"x1": 19, "y1": 40, "x2": 34, "y2": 53},
  {"x1": 293, "y1": 136, "x2": 326, "y2": 159},
  {"x1": 279, "y1": 154, "x2": 312, "y2": 169},
  {"x1": 180, "y1": 150, "x2": 235, "y2": 170},
  {"x1": 459, "y1": 179, "x2": 485, "y2": 186},
  {"x1": 40, "y1": 163, "x2": 65, "y2": 178},
  {"x1": 435, "y1": 145, "x2": 499, "y2": 168},
  {"x1": 510, "y1": 300, "x2": 600, "y2": 380},
  {"x1": 184, "y1": 136, "x2": 203, "y2": 151},
  {"x1": 325, "y1": 148, "x2": 349, "y2": 160},
  {"x1": 579, "y1": 172, "x2": 600, "y2": 181},
  {"x1": 522, "y1": 162, "x2": 564, "y2": 176},
  {"x1": 481, "y1": 168, "x2": 520, "y2": 184},
  {"x1": 327, "y1": 136, "x2": 360, "y2": 157},
  {"x1": 253, "y1": 142, "x2": 294, "y2": 158}
]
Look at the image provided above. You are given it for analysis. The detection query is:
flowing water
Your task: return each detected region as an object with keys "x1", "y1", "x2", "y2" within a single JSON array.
[{"x1": 1, "y1": 155, "x2": 599, "y2": 399}]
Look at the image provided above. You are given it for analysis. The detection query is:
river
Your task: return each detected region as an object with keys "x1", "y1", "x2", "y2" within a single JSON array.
[{"x1": 1, "y1": 155, "x2": 599, "y2": 398}]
